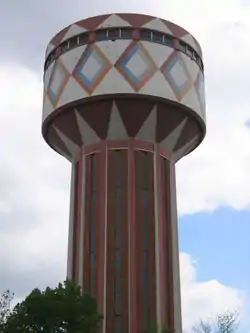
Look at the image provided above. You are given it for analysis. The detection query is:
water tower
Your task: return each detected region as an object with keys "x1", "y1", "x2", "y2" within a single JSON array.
[{"x1": 42, "y1": 13, "x2": 206, "y2": 333}]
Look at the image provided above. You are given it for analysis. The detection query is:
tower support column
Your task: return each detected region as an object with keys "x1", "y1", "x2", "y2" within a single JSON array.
[{"x1": 67, "y1": 140, "x2": 182, "y2": 333}]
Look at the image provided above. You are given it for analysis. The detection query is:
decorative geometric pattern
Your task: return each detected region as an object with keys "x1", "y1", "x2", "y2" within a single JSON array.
[
  {"x1": 43, "y1": 14, "x2": 206, "y2": 165},
  {"x1": 72, "y1": 45, "x2": 112, "y2": 94},
  {"x1": 115, "y1": 41, "x2": 157, "y2": 91},
  {"x1": 194, "y1": 72, "x2": 205, "y2": 114},
  {"x1": 45, "y1": 100, "x2": 203, "y2": 164},
  {"x1": 161, "y1": 51, "x2": 192, "y2": 101},
  {"x1": 47, "y1": 59, "x2": 69, "y2": 107},
  {"x1": 47, "y1": 14, "x2": 203, "y2": 58}
]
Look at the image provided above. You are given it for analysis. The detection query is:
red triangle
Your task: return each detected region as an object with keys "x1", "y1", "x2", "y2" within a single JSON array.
[
  {"x1": 47, "y1": 126, "x2": 71, "y2": 158},
  {"x1": 162, "y1": 20, "x2": 188, "y2": 38},
  {"x1": 117, "y1": 13, "x2": 153, "y2": 27},
  {"x1": 54, "y1": 109, "x2": 83, "y2": 147},
  {"x1": 115, "y1": 99, "x2": 155, "y2": 137},
  {"x1": 156, "y1": 103, "x2": 185, "y2": 143},
  {"x1": 76, "y1": 14, "x2": 110, "y2": 30},
  {"x1": 50, "y1": 26, "x2": 70, "y2": 47},
  {"x1": 77, "y1": 100, "x2": 112, "y2": 139},
  {"x1": 174, "y1": 118, "x2": 199, "y2": 151}
]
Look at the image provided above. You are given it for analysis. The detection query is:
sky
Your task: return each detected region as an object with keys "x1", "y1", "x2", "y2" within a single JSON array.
[{"x1": 0, "y1": 0, "x2": 250, "y2": 331}]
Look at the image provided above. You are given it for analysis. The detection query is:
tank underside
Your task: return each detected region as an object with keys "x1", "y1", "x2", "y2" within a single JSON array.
[{"x1": 43, "y1": 95, "x2": 205, "y2": 163}]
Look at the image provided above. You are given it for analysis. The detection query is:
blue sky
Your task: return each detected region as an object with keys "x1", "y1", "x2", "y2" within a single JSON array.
[
  {"x1": 180, "y1": 209, "x2": 250, "y2": 291},
  {"x1": 179, "y1": 209, "x2": 250, "y2": 330},
  {"x1": 0, "y1": 0, "x2": 250, "y2": 331}
]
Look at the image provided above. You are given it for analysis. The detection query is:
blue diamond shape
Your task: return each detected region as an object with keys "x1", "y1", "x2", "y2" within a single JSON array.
[
  {"x1": 76, "y1": 48, "x2": 107, "y2": 89},
  {"x1": 47, "y1": 60, "x2": 68, "y2": 105},
  {"x1": 120, "y1": 44, "x2": 152, "y2": 85},
  {"x1": 161, "y1": 52, "x2": 191, "y2": 100},
  {"x1": 163, "y1": 55, "x2": 189, "y2": 94}
]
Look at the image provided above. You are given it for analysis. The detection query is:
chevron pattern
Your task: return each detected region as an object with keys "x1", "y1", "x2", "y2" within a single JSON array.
[{"x1": 46, "y1": 99, "x2": 202, "y2": 162}]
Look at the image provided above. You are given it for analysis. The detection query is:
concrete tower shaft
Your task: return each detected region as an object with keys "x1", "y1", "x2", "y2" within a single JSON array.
[{"x1": 42, "y1": 13, "x2": 206, "y2": 333}]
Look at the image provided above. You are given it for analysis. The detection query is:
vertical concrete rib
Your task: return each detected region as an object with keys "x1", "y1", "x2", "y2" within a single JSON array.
[
  {"x1": 169, "y1": 163, "x2": 182, "y2": 333},
  {"x1": 78, "y1": 152, "x2": 86, "y2": 289},
  {"x1": 67, "y1": 164, "x2": 76, "y2": 279},
  {"x1": 153, "y1": 145, "x2": 161, "y2": 332},
  {"x1": 156, "y1": 152, "x2": 167, "y2": 329},
  {"x1": 128, "y1": 140, "x2": 136, "y2": 333},
  {"x1": 103, "y1": 143, "x2": 108, "y2": 333},
  {"x1": 74, "y1": 158, "x2": 83, "y2": 284}
]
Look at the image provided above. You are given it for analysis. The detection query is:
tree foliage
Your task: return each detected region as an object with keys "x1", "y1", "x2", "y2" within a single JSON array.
[
  {"x1": 0, "y1": 282, "x2": 239, "y2": 333},
  {"x1": 0, "y1": 290, "x2": 14, "y2": 327},
  {"x1": 189, "y1": 311, "x2": 239, "y2": 333},
  {"x1": 1, "y1": 280, "x2": 102, "y2": 333},
  {"x1": 148, "y1": 311, "x2": 239, "y2": 333}
]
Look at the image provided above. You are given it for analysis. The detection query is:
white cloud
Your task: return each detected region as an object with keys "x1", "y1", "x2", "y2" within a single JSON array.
[
  {"x1": 0, "y1": 64, "x2": 71, "y2": 296},
  {"x1": 171, "y1": 0, "x2": 250, "y2": 215},
  {"x1": 180, "y1": 253, "x2": 244, "y2": 329}
]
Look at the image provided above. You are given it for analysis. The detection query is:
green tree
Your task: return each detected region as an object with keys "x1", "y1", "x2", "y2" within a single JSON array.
[
  {"x1": 0, "y1": 290, "x2": 14, "y2": 329},
  {"x1": 190, "y1": 311, "x2": 239, "y2": 333},
  {"x1": 147, "y1": 311, "x2": 238, "y2": 333},
  {"x1": 2, "y1": 280, "x2": 102, "y2": 333}
]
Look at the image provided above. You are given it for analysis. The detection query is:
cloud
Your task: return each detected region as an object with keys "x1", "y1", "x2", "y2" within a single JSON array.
[
  {"x1": 0, "y1": 64, "x2": 70, "y2": 297},
  {"x1": 174, "y1": 1, "x2": 250, "y2": 215},
  {"x1": 180, "y1": 253, "x2": 244, "y2": 329}
]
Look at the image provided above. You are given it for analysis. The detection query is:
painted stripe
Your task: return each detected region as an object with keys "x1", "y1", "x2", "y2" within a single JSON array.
[
  {"x1": 97, "y1": 144, "x2": 106, "y2": 328},
  {"x1": 83, "y1": 156, "x2": 91, "y2": 292},
  {"x1": 106, "y1": 151, "x2": 116, "y2": 333},
  {"x1": 84, "y1": 140, "x2": 155, "y2": 155},
  {"x1": 73, "y1": 159, "x2": 83, "y2": 283},
  {"x1": 67, "y1": 164, "x2": 76, "y2": 279},
  {"x1": 147, "y1": 152, "x2": 156, "y2": 327},
  {"x1": 156, "y1": 153, "x2": 167, "y2": 328},
  {"x1": 103, "y1": 143, "x2": 108, "y2": 333},
  {"x1": 142, "y1": 152, "x2": 149, "y2": 330},
  {"x1": 114, "y1": 151, "x2": 122, "y2": 330},
  {"x1": 153, "y1": 146, "x2": 161, "y2": 332},
  {"x1": 166, "y1": 161, "x2": 176, "y2": 333},
  {"x1": 128, "y1": 140, "x2": 136, "y2": 333},
  {"x1": 78, "y1": 151, "x2": 86, "y2": 288},
  {"x1": 169, "y1": 163, "x2": 182, "y2": 333},
  {"x1": 120, "y1": 150, "x2": 129, "y2": 333},
  {"x1": 161, "y1": 158, "x2": 174, "y2": 331},
  {"x1": 135, "y1": 151, "x2": 145, "y2": 332},
  {"x1": 89, "y1": 155, "x2": 96, "y2": 295}
]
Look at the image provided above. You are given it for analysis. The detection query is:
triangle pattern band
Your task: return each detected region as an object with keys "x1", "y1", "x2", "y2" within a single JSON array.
[
  {"x1": 74, "y1": 109, "x2": 101, "y2": 146},
  {"x1": 46, "y1": 98, "x2": 202, "y2": 162},
  {"x1": 107, "y1": 102, "x2": 128, "y2": 140},
  {"x1": 54, "y1": 126, "x2": 80, "y2": 159}
]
